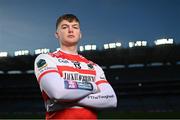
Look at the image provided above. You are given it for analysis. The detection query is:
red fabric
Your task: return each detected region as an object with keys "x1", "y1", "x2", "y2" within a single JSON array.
[
  {"x1": 96, "y1": 80, "x2": 109, "y2": 85},
  {"x1": 46, "y1": 108, "x2": 97, "y2": 120},
  {"x1": 57, "y1": 66, "x2": 96, "y2": 75}
]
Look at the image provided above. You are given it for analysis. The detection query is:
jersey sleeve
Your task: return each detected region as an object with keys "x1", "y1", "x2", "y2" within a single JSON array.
[
  {"x1": 95, "y1": 65, "x2": 108, "y2": 85},
  {"x1": 34, "y1": 54, "x2": 59, "y2": 83},
  {"x1": 34, "y1": 54, "x2": 98, "y2": 101},
  {"x1": 77, "y1": 65, "x2": 117, "y2": 108}
]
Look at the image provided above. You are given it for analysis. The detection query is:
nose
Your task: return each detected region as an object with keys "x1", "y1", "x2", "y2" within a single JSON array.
[{"x1": 68, "y1": 26, "x2": 73, "y2": 33}]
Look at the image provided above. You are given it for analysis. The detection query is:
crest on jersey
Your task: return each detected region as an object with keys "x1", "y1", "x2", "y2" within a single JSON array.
[
  {"x1": 37, "y1": 59, "x2": 47, "y2": 70},
  {"x1": 87, "y1": 63, "x2": 94, "y2": 70},
  {"x1": 72, "y1": 61, "x2": 81, "y2": 69}
]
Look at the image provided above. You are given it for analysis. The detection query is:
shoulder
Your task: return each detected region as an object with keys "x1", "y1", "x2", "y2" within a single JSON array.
[
  {"x1": 79, "y1": 54, "x2": 104, "y2": 71},
  {"x1": 35, "y1": 50, "x2": 60, "y2": 61},
  {"x1": 34, "y1": 54, "x2": 51, "y2": 67},
  {"x1": 78, "y1": 54, "x2": 96, "y2": 64},
  {"x1": 34, "y1": 53, "x2": 58, "y2": 72},
  {"x1": 34, "y1": 53, "x2": 59, "y2": 68},
  {"x1": 94, "y1": 64, "x2": 104, "y2": 72},
  {"x1": 35, "y1": 53, "x2": 53, "y2": 62}
]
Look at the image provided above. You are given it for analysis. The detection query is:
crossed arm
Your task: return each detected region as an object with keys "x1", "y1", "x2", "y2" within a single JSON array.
[
  {"x1": 34, "y1": 54, "x2": 117, "y2": 108},
  {"x1": 39, "y1": 72, "x2": 98, "y2": 101},
  {"x1": 39, "y1": 72, "x2": 117, "y2": 108}
]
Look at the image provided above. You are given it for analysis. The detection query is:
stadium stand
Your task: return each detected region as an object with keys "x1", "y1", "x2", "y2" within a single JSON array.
[{"x1": 0, "y1": 44, "x2": 180, "y2": 118}]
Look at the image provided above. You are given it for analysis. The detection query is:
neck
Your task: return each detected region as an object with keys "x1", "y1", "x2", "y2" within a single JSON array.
[{"x1": 60, "y1": 45, "x2": 78, "y2": 55}]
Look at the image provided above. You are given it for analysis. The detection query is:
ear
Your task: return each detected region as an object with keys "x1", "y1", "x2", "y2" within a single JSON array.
[
  {"x1": 55, "y1": 32, "x2": 59, "y2": 39},
  {"x1": 79, "y1": 32, "x2": 82, "y2": 39}
]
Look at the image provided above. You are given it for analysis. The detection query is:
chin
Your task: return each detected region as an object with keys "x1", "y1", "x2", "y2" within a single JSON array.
[{"x1": 64, "y1": 41, "x2": 79, "y2": 46}]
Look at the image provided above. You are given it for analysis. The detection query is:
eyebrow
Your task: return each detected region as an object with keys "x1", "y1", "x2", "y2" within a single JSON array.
[{"x1": 61, "y1": 24, "x2": 79, "y2": 27}]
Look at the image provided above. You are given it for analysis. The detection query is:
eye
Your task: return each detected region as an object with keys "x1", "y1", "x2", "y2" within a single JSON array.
[
  {"x1": 62, "y1": 26, "x2": 67, "y2": 29},
  {"x1": 73, "y1": 26, "x2": 79, "y2": 29},
  {"x1": 61, "y1": 25, "x2": 68, "y2": 29}
]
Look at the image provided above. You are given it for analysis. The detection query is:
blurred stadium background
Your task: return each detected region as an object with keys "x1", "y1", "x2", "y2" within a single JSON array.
[{"x1": 0, "y1": 38, "x2": 180, "y2": 119}]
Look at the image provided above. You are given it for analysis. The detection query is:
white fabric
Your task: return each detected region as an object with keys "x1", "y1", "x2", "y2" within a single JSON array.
[
  {"x1": 40, "y1": 73, "x2": 92, "y2": 100},
  {"x1": 77, "y1": 83, "x2": 117, "y2": 108}
]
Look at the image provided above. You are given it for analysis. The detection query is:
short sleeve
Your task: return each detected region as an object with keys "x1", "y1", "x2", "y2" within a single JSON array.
[{"x1": 34, "y1": 54, "x2": 59, "y2": 82}]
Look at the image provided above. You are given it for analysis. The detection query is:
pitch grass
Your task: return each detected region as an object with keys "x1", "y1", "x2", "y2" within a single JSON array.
[{"x1": 1, "y1": 111, "x2": 180, "y2": 119}]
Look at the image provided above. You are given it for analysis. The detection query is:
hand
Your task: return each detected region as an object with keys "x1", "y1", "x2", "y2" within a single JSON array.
[
  {"x1": 90, "y1": 82, "x2": 100, "y2": 94},
  {"x1": 95, "y1": 86, "x2": 100, "y2": 93}
]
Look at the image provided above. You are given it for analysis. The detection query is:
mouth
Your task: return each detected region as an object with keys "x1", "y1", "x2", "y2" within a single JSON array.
[{"x1": 67, "y1": 35, "x2": 75, "y2": 38}]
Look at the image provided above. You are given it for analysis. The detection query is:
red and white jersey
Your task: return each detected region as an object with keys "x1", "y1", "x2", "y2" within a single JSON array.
[{"x1": 34, "y1": 50, "x2": 117, "y2": 119}]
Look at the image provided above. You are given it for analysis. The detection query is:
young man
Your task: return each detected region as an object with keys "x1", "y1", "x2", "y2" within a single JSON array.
[{"x1": 34, "y1": 14, "x2": 117, "y2": 119}]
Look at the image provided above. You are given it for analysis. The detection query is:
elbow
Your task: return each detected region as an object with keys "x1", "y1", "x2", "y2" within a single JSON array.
[
  {"x1": 49, "y1": 89, "x2": 65, "y2": 100},
  {"x1": 111, "y1": 97, "x2": 117, "y2": 108},
  {"x1": 52, "y1": 93, "x2": 62, "y2": 100},
  {"x1": 107, "y1": 94, "x2": 117, "y2": 108},
  {"x1": 102, "y1": 95, "x2": 117, "y2": 108}
]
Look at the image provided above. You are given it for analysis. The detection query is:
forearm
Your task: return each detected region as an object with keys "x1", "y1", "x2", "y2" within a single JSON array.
[
  {"x1": 40, "y1": 72, "x2": 97, "y2": 101},
  {"x1": 77, "y1": 83, "x2": 117, "y2": 108}
]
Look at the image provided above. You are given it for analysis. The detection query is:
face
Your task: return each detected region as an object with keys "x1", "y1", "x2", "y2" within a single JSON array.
[{"x1": 55, "y1": 20, "x2": 82, "y2": 46}]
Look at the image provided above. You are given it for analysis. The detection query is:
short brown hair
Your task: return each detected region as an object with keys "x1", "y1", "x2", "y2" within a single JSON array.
[{"x1": 56, "y1": 14, "x2": 80, "y2": 30}]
